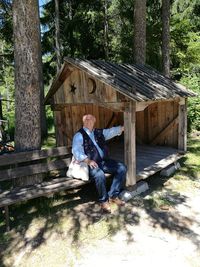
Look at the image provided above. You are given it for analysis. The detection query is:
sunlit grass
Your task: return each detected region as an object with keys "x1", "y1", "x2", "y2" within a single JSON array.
[
  {"x1": 144, "y1": 134, "x2": 200, "y2": 209},
  {"x1": 42, "y1": 133, "x2": 56, "y2": 149}
]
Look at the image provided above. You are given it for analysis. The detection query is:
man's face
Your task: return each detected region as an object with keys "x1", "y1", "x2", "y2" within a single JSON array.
[{"x1": 83, "y1": 114, "x2": 96, "y2": 130}]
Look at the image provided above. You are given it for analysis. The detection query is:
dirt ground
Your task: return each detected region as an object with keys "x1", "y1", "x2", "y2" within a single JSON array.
[
  {"x1": 1, "y1": 172, "x2": 200, "y2": 267},
  {"x1": 75, "y1": 191, "x2": 200, "y2": 267}
]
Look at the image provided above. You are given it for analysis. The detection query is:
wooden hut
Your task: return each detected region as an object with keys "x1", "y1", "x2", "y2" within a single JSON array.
[{"x1": 45, "y1": 58, "x2": 195, "y2": 187}]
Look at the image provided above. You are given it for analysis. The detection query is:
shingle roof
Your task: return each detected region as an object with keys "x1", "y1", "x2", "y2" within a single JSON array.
[{"x1": 45, "y1": 57, "x2": 196, "y2": 104}]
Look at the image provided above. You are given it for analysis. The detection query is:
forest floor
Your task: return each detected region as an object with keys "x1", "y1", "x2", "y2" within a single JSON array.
[{"x1": 0, "y1": 135, "x2": 200, "y2": 267}]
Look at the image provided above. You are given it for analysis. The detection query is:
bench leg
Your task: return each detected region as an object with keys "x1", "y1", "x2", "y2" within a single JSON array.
[{"x1": 5, "y1": 206, "x2": 10, "y2": 231}]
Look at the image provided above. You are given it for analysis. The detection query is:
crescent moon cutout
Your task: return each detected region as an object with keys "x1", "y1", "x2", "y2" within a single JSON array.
[{"x1": 88, "y1": 78, "x2": 96, "y2": 94}]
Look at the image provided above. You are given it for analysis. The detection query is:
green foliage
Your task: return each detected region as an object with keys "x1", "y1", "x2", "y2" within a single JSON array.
[
  {"x1": 171, "y1": 0, "x2": 200, "y2": 78},
  {"x1": 0, "y1": 40, "x2": 15, "y2": 140},
  {"x1": 180, "y1": 74, "x2": 200, "y2": 131},
  {"x1": 0, "y1": 0, "x2": 199, "y2": 140}
]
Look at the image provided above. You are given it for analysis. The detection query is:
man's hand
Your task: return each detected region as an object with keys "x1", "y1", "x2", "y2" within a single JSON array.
[{"x1": 84, "y1": 158, "x2": 98, "y2": 169}]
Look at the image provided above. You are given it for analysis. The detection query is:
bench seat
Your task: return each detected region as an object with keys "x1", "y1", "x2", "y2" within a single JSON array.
[{"x1": 0, "y1": 177, "x2": 90, "y2": 208}]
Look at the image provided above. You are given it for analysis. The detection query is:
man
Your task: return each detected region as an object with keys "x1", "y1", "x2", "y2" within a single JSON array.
[{"x1": 72, "y1": 114, "x2": 127, "y2": 213}]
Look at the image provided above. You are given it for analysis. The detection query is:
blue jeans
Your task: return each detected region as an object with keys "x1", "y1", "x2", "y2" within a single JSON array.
[{"x1": 89, "y1": 158, "x2": 127, "y2": 203}]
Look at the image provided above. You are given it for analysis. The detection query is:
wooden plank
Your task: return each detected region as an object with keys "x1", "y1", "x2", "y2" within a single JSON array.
[
  {"x1": 45, "y1": 64, "x2": 73, "y2": 104},
  {"x1": 173, "y1": 100, "x2": 179, "y2": 147},
  {"x1": 104, "y1": 84, "x2": 117, "y2": 102},
  {"x1": 136, "y1": 102, "x2": 150, "y2": 111},
  {"x1": 150, "y1": 115, "x2": 179, "y2": 145},
  {"x1": 157, "y1": 101, "x2": 166, "y2": 145},
  {"x1": 164, "y1": 101, "x2": 174, "y2": 146},
  {"x1": 0, "y1": 146, "x2": 71, "y2": 167},
  {"x1": 136, "y1": 153, "x2": 182, "y2": 180},
  {"x1": 178, "y1": 98, "x2": 187, "y2": 152},
  {"x1": 0, "y1": 177, "x2": 89, "y2": 207},
  {"x1": 149, "y1": 102, "x2": 159, "y2": 142},
  {"x1": 144, "y1": 105, "x2": 149, "y2": 143},
  {"x1": 136, "y1": 111, "x2": 145, "y2": 144},
  {"x1": 0, "y1": 158, "x2": 71, "y2": 182},
  {"x1": 124, "y1": 100, "x2": 136, "y2": 186}
]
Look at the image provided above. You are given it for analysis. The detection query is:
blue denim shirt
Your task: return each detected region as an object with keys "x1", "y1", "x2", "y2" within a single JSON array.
[{"x1": 72, "y1": 126, "x2": 122, "y2": 162}]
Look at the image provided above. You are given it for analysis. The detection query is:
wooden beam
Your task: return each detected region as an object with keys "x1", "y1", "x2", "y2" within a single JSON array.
[
  {"x1": 0, "y1": 158, "x2": 71, "y2": 181},
  {"x1": 52, "y1": 101, "x2": 129, "y2": 112},
  {"x1": 178, "y1": 98, "x2": 187, "y2": 152},
  {"x1": 124, "y1": 101, "x2": 136, "y2": 186},
  {"x1": 136, "y1": 102, "x2": 150, "y2": 112},
  {"x1": 93, "y1": 100, "x2": 129, "y2": 112},
  {"x1": 0, "y1": 146, "x2": 71, "y2": 167},
  {"x1": 150, "y1": 115, "x2": 179, "y2": 145}
]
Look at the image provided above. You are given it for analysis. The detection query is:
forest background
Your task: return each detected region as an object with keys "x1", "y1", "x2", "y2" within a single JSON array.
[{"x1": 0, "y1": 0, "x2": 199, "y2": 141}]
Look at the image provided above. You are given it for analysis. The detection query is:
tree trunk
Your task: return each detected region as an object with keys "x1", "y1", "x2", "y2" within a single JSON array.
[
  {"x1": 103, "y1": 0, "x2": 109, "y2": 60},
  {"x1": 162, "y1": 0, "x2": 170, "y2": 77},
  {"x1": 133, "y1": 0, "x2": 146, "y2": 64},
  {"x1": 13, "y1": 0, "x2": 43, "y2": 185},
  {"x1": 55, "y1": 0, "x2": 62, "y2": 73}
]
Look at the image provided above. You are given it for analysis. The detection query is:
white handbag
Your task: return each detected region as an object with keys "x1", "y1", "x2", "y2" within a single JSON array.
[{"x1": 66, "y1": 156, "x2": 89, "y2": 181}]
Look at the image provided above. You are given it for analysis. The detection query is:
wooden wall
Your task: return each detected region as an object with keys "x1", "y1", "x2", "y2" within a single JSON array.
[
  {"x1": 52, "y1": 67, "x2": 179, "y2": 149},
  {"x1": 53, "y1": 69, "x2": 126, "y2": 105},
  {"x1": 136, "y1": 100, "x2": 179, "y2": 148},
  {"x1": 54, "y1": 100, "x2": 178, "y2": 148},
  {"x1": 54, "y1": 104, "x2": 123, "y2": 147}
]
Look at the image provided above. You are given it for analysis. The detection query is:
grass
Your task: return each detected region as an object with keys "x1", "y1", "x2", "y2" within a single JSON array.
[
  {"x1": 143, "y1": 134, "x2": 200, "y2": 209},
  {"x1": 41, "y1": 133, "x2": 56, "y2": 149},
  {"x1": 0, "y1": 134, "x2": 200, "y2": 267}
]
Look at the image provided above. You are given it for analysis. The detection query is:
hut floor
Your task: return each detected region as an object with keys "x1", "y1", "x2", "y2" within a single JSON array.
[{"x1": 109, "y1": 140, "x2": 182, "y2": 180}]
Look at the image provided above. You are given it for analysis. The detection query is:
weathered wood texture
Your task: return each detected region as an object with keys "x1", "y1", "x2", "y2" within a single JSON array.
[
  {"x1": 178, "y1": 98, "x2": 187, "y2": 152},
  {"x1": 0, "y1": 146, "x2": 70, "y2": 167},
  {"x1": 54, "y1": 104, "x2": 123, "y2": 148},
  {"x1": 45, "y1": 58, "x2": 195, "y2": 105},
  {"x1": 124, "y1": 101, "x2": 136, "y2": 186},
  {"x1": 0, "y1": 147, "x2": 85, "y2": 230},
  {"x1": 109, "y1": 141, "x2": 182, "y2": 181},
  {"x1": 54, "y1": 69, "x2": 129, "y2": 106},
  {"x1": 0, "y1": 177, "x2": 88, "y2": 208},
  {"x1": 54, "y1": 99, "x2": 179, "y2": 149},
  {"x1": 136, "y1": 100, "x2": 179, "y2": 147}
]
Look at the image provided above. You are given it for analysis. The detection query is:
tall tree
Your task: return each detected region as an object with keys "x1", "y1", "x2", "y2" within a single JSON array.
[
  {"x1": 133, "y1": 0, "x2": 146, "y2": 64},
  {"x1": 103, "y1": 0, "x2": 109, "y2": 60},
  {"x1": 162, "y1": 0, "x2": 170, "y2": 77},
  {"x1": 54, "y1": 0, "x2": 62, "y2": 72},
  {"x1": 13, "y1": 0, "x2": 43, "y2": 184}
]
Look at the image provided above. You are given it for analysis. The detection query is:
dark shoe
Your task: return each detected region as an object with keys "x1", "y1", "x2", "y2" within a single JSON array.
[
  {"x1": 109, "y1": 197, "x2": 125, "y2": 206},
  {"x1": 100, "y1": 201, "x2": 111, "y2": 213}
]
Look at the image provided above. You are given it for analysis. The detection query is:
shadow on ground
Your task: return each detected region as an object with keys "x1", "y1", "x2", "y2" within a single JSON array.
[{"x1": 0, "y1": 138, "x2": 200, "y2": 266}]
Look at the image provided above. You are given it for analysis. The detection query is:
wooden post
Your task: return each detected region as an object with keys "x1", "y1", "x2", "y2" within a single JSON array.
[
  {"x1": 5, "y1": 206, "x2": 10, "y2": 232},
  {"x1": 124, "y1": 101, "x2": 136, "y2": 187},
  {"x1": 178, "y1": 98, "x2": 187, "y2": 152}
]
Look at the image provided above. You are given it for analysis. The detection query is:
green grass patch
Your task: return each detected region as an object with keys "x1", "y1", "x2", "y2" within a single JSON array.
[{"x1": 42, "y1": 133, "x2": 56, "y2": 149}]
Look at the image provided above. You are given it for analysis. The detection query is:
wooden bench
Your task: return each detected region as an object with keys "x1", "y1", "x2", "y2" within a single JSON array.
[{"x1": 0, "y1": 147, "x2": 90, "y2": 231}]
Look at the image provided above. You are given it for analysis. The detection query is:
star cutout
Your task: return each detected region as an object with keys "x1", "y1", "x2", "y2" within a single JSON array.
[{"x1": 70, "y1": 83, "x2": 77, "y2": 94}]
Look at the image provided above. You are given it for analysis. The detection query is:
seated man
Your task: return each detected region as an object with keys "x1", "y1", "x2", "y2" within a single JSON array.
[{"x1": 72, "y1": 114, "x2": 127, "y2": 213}]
